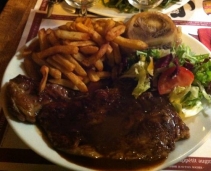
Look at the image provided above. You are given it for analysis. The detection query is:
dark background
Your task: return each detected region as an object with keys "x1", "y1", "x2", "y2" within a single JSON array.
[{"x1": 0, "y1": 0, "x2": 8, "y2": 13}]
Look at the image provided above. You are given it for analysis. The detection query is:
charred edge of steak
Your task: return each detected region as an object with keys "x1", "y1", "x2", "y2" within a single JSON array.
[
  {"x1": 37, "y1": 78, "x2": 190, "y2": 161},
  {"x1": 6, "y1": 75, "x2": 86, "y2": 123},
  {"x1": 6, "y1": 75, "x2": 41, "y2": 123}
]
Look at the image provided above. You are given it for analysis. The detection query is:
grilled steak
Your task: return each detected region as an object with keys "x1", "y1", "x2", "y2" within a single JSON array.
[
  {"x1": 6, "y1": 75, "x2": 190, "y2": 161},
  {"x1": 37, "y1": 78, "x2": 190, "y2": 161},
  {"x1": 6, "y1": 75, "x2": 77, "y2": 122}
]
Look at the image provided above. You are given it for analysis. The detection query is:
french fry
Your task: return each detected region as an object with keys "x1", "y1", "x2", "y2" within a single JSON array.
[
  {"x1": 39, "y1": 65, "x2": 49, "y2": 93},
  {"x1": 63, "y1": 72, "x2": 88, "y2": 92},
  {"x1": 34, "y1": 45, "x2": 79, "y2": 59},
  {"x1": 75, "y1": 17, "x2": 86, "y2": 23},
  {"x1": 113, "y1": 36, "x2": 148, "y2": 50},
  {"x1": 22, "y1": 39, "x2": 39, "y2": 57},
  {"x1": 104, "y1": 19, "x2": 116, "y2": 35},
  {"x1": 63, "y1": 40, "x2": 96, "y2": 47},
  {"x1": 96, "y1": 71, "x2": 111, "y2": 79},
  {"x1": 65, "y1": 21, "x2": 75, "y2": 31},
  {"x1": 75, "y1": 22, "x2": 105, "y2": 45},
  {"x1": 32, "y1": 53, "x2": 62, "y2": 79},
  {"x1": 87, "y1": 69, "x2": 100, "y2": 82},
  {"x1": 82, "y1": 43, "x2": 109, "y2": 67},
  {"x1": 22, "y1": 17, "x2": 150, "y2": 94},
  {"x1": 52, "y1": 54, "x2": 75, "y2": 72},
  {"x1": 110, "y1": 42, "x2": 121, "y2": 64},
  {"x1": 54, "y1": 30, "x2": 90, "y2": 41},
  {"x1": 106, "y1": 24, "x2": 126, "y2": 41},
  {"x1": 64, "y1": 55, "x2": 87, "y2": 77},
  {"x1": 58, "y1": 24, "x2": 69, "y2": 30},
  {"x1": 32, "y1": 53, "x2": 46, "y2": 66},
  {"x1": 46, "y1": 29, "x2": 60, "y2": 46},
  {"x1": 48, "y1": 67, "x2": 62, "y2": 79},
  {"x1": 106, "y1": 50, "x2": 115, "y2": 67},
  {"x1": 106, "y1": 44, "x2": 113, "y2": 54},
  {"x1": 46, "y1": 56, "x2": 71, "y2": 74},
  {"x1": 94, "y1": 59, "x2": 103, "y2": 71},
  {"x1": 38, "y1": 28, "x2": 49, "y2": 51},
  {"x1": 93, "y1": 24, "x2": 104, "y2": 36},
  {"x1": 79, "y1": 45, "x2": 99, "y2": 54},
  {"x1": 84, "y1": 17, "x2": 92, "y2": 27},
  {"x1": 72, "y1": 52, "x2": 87, "y2": 65}
]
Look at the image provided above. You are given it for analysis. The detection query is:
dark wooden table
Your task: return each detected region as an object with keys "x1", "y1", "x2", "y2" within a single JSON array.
[{"x1": 0, "y1": 0, "x2": 37, "y2": 85}]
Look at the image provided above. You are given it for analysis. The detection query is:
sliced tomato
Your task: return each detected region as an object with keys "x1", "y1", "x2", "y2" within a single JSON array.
[{"x1": 158, "y1": 66, "x2": 194, "y2": 95}]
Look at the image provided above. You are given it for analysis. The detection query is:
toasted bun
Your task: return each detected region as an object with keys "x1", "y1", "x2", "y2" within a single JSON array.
[{"x1": 125, "y1": 11, "x2": 182, "y2": 48}]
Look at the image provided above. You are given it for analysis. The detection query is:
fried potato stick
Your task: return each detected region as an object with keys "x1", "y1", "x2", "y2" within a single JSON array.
[
  {"x1": 34, "y1": 45, "x2": 79, "y2": 59},
  {"x1": 64, "y1": 55, "x2": 87, "y2": 77},
  {"x1": 63, "y1": 72, "x2": 88, "y2": 92},
  {"x1": 39, "y1": 65, "x2": 49, "y2": 93},
  {"x1": 94, "y1": 59, "x2": 103, "y2": 71},
  {"x1": 54, "y1": 30, "x2": 90, "y2": 41},
  {"x1": 46, "y1": 29, "x2": 60, "y2": 46},
  {"x1": 87, "y1": 69, "x2": 100, "y2": 82},
  {"x1": 97, "y1": 71, "x2": 111, "y2": 79},
  {"x1": 32, "y1": 54, "x2": 61, "y2": 79},
  {"x1": 82, "y1": 43, "x2": 109, "y2": 67},
  {"x1": 104, "y1": 19, "x2": 116, "y2": 35},
  {"x1": 46, "y1": 56, "x2": 71, "y2": 74},
  {"x1": 110, "y1": 42, "x2": 121, "y2": 64},
  {"x1": 52, "y1": 54, "x2": 75, "y2": 72},
  {"x1": 75, "y1": 22, "x2": 105, "y2": 45},
  {"x1": 38, "y1": 28, "x2": 49, "y2": 51},
  {"x1": 22, "y1": 39, "x2": 39, "y2": 58},
  {"x1": 106, "y1": 24, "x2": 126, "y2": 41},
  {"x1": 79, "y1": 45, "x2": 99, "y2": 54},
  {"x1": 113, "y1": 36, "x2": 148, "y2": 50},
  {"x1": 63, "y1": 40, "x2": 96, "y2": 47}
]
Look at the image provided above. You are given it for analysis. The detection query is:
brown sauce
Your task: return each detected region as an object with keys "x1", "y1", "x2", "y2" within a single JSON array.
[
  {"x1": 37, "y1": 115, "x2": 166, "y2": 171},
  {"x1": 59, "y1": 152, "x2": 166, "y2": 170}
]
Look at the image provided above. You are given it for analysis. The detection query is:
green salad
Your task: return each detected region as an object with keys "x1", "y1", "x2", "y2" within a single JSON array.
[
  {"x1": 101, "y1": 0, "x2": 181, "y2": 13},
  {"x1": 121, "y1": 44, "x2": 211, "y2": 118}
]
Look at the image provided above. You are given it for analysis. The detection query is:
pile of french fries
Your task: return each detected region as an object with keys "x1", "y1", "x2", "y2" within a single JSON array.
[{"x1": 23, "y1": 17, "x2": 148, "y2": 93}]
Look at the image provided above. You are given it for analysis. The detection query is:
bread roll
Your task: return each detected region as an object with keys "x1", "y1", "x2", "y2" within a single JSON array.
[{"x1": 125, "y1": 11, "x2": 182, "y2": 48}]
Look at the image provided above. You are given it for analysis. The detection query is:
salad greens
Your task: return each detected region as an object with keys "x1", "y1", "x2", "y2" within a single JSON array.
[
  {"x1": 122, "y1": 56, "x2": 151, "y2": 98},
  {"x1": 102, "y1": 0, "x2": 138, "y2": 13},
  {"x1": 101, "y1": 0, "x2": 181, "y2": 13},
  {"x1": 122, "y1": 44, "x2": 211, "y2": 117}
]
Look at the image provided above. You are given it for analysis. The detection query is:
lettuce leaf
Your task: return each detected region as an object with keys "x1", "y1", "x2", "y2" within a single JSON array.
[
  {"x1": 122, "y1": 59, "x2": 150, "y2": 98},
  {"x1": 169, "y1": 86, "x2": 203, "y2": 117}
]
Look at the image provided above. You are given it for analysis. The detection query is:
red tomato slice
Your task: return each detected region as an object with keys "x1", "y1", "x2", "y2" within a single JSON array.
[{"x1": 158, "y1": 66, "x2": 194, "y2": 95}]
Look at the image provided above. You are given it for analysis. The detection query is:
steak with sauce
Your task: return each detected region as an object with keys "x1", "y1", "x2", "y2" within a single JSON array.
[
  {"x1": 37, "y1": 79, "x2": 190, "y2": 161},
  {"x1": 6, "y1": 75, "x2": 190, "y2": 161}
]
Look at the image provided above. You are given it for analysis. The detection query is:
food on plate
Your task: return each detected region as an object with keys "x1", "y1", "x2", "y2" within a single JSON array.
[
  {"x1": 6, "y1": 75, "x2": 72, "y2": 123},
  {"x1": 102, "y1": 0, "x2": 181, "y2": 13},
  {"x1": 7, "y1": 75, "x2": 190, "y2": 161},
  {"x1": 4, "y1": 11, "x2": 211, "y2": 166},
  {"x1": 22, "y1": 16, "x2": 148, "y2": 93},
  {"x1": 102, "y1": 0, "x2": 138, "y2": 13},
  {"x1": 125, "y1": 11, "x2": 182, "y2": 48}
]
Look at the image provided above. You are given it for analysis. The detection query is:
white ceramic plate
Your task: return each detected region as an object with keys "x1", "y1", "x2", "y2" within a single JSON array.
[
  {"x1": 86, "y1": 0, "x2": 190, "y2": 18},
  {"x1": 1, "y1": 33, "x2": 211, "y2": 171}
]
